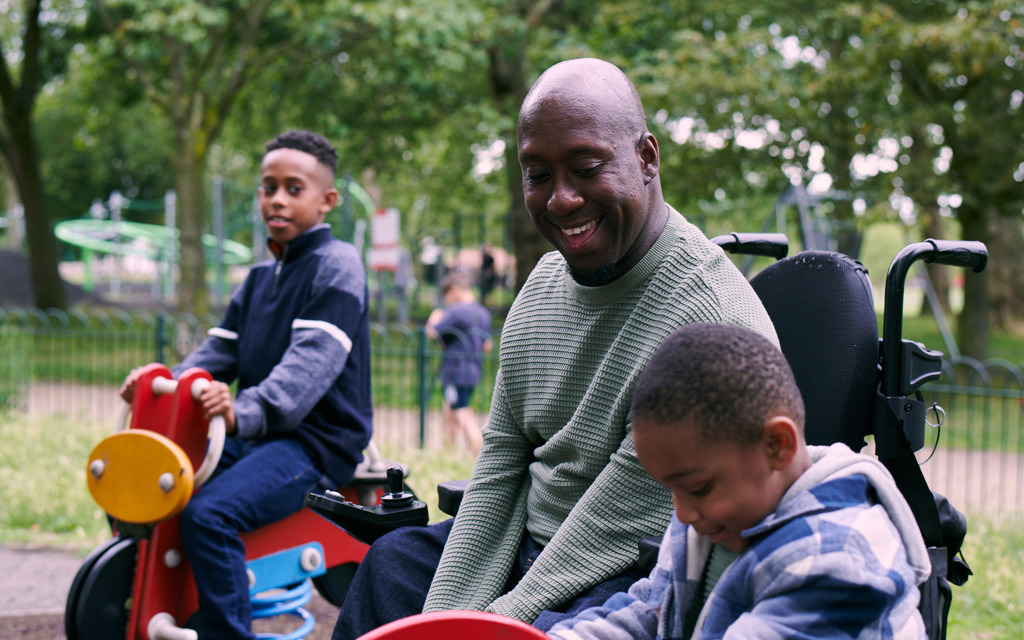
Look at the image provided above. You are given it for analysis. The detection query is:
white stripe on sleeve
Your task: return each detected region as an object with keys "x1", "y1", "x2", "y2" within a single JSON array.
[
  {"x1": 208, "y1": 327, "x2": 239, "y2": 340},
  {"x1": 292, "y1": 319, "x2": 353, "y2": 352}
]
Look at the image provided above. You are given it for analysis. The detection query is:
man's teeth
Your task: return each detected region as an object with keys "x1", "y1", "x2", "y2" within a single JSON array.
[{"x1": 563, "y1": 220, "x2": 595, "y2": 236}]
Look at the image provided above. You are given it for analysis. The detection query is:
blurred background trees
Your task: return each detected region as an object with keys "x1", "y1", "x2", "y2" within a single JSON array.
[{"x1": 1, "y1": 0, "x2": 1022, "y2": 358}]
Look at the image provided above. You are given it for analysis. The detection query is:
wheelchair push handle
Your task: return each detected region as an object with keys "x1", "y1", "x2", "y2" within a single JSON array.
[
  {"x1": 881, "y1": 239, "x2": 988, "y2": 399},
  {"x1": 710, "y1": 232, "x2": 789, "y2": 260}
]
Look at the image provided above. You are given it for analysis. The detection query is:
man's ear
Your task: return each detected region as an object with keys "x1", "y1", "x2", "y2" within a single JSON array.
[
  {"x1": 638, "y1": 132, "x2": 660, "y2": 184},
  {"x1": 320, "y1": 187, "x2": 339, "y2": 214},
  {"x1": 763, "y1": 416, "x2": 801, "y2": 470}
]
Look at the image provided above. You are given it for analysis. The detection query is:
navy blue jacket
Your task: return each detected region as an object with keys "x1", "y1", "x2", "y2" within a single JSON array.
[{"x1": 174, "y1": 224, "x2": 372, "y2": 486}]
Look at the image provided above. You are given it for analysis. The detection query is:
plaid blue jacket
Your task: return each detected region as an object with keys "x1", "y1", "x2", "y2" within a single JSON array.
[{"x1": 548, "y1": 444, "x2": 931, "y2": 640}]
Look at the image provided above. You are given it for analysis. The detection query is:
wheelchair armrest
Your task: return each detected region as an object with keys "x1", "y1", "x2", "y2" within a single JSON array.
[
  {"x1": 438, "y1": 479, "x2": 469, "y2": 517},
  {"x1": 306, "y1": 465, "x2": 429, "y2": 545},
  {"x1": 637, "y1": 535, "x2": 661, "y2": 575}
]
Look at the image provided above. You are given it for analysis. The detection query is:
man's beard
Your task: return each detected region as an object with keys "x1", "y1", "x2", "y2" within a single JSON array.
[{"x1": 569, "y1": 262, "x2": 622, "y2": 287}]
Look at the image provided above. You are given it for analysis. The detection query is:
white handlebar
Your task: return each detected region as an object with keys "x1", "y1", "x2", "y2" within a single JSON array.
[{"x1": 114, "y1": 375, "x2": 225, "y2": 488}]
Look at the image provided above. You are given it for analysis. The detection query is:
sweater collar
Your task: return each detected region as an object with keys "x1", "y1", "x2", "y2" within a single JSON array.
[
  {"x1": 267, "y1": 224, "x2": 333, "y2": 262},
  {"x1": 566, "y1": 204, "x2": 685, "y2": 305}
]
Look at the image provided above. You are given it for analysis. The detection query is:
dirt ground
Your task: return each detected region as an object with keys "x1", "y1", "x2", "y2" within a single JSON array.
[{"x1": 1, "y1": 592, "x2": 341, "y2": 640}]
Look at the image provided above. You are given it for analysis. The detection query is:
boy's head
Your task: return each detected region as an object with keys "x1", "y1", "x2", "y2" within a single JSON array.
[
  {"x1": 630, "y1": 323, "x2": 810, "y2": 552},
  {"x1": 259, "y1": 130, "x2": 339, "y2": 246},
  {"x1": 439, "y1": 271, "x2": 473, "y2": 304}
]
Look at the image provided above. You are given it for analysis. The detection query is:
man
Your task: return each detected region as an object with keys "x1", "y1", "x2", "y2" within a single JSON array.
[{"x1": 332, "y1": 58, "x2": 777, "y2": 639}]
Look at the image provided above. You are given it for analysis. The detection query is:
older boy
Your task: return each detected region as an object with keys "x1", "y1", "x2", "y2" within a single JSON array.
[
  {"x1": 121, "y1": 130, "x2": 372, "y2": 640},
  {"x1": 548, "y1": 323, "x2": 931, "y2": 640}
]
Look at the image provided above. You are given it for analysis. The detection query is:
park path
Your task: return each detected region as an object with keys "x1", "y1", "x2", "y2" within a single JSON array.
[{"x1": 24, "y1": 382, "x2": 1024, "y2": 515}]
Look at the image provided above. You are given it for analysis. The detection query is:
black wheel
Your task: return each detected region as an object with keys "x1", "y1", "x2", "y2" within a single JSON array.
[
  {"x1": 312, "y1": 562, "x2": 359, "y2": 607},
  {"x1": 65, "y1": 537, "x2": 124, "y2": 640},
  {"x1": 69, "y1": 536, "x2": 138, "y2": 640}
]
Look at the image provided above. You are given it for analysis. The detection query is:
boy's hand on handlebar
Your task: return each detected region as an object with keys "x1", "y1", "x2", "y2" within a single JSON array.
[
  {"x1": 119, "y1": 368, "x2": 142, "y2": 404},
  {"x1": 199, "y1": 381, "x2": 238, "y2": 436}
]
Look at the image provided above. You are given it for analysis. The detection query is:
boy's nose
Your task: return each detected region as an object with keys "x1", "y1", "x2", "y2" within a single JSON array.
[{"x1": 672, "y1": 498, "x2": 700, "y2": 526}]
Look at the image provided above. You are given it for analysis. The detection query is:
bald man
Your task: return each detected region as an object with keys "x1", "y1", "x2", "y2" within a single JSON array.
[{"x1": 331, "y1": 58, "x2": 777, "y2": 639}]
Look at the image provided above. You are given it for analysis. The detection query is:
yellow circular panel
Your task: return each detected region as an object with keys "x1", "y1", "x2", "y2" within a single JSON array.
[{"x1": 87, "y1": 431, "x2": 195, "y2": 524}]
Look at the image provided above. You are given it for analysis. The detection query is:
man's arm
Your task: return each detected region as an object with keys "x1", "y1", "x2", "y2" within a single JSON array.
[
  {"x1": 423, "y1": 371, "x2": 535, "y2": 612},
  {"x1": 488, "y1": 429, "x2": 672, "y2": 623}
]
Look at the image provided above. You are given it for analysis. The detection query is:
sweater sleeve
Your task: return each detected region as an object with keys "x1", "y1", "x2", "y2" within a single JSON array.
[
  {"x1": 172, "y1": 282, "x2": 246, "y2": 381},
  {"x1": 486, "y1": 429, "x2": 672, "y2": 623},
  {"x1": 232, "y1": 255, "x2": 366, "y2": 440},
  {"x1": 422, "y1": 370, "x2": 533, "y2": 612}
]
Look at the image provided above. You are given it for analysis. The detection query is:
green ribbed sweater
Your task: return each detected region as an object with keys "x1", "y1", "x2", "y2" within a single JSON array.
[{"x1": 422, "y1": 208, "x2": 779, "y2": 623}]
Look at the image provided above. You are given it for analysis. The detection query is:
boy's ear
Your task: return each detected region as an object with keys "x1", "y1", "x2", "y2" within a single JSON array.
[
  {"x1": 763, "y1": 416, "x2": 801, "y2": 470},
  {"x1": 320, "y1": 187, "x2": 339, "y2": 214}
]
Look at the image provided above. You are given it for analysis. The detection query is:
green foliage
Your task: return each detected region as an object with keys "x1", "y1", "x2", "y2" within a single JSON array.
[{"x1": 0, "y1": 324, "x2": 29, "y2": 412}]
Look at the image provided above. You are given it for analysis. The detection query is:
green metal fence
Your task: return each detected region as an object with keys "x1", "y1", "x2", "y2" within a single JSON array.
[
  {"x1": 0, "y1": 306, "x2": 498, "y2": 450},
  {"x1": 1, "y1": 305, "x2": 1020, "y2": 516}
]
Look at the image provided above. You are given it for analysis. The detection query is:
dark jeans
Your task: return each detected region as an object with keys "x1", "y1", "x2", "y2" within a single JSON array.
[
  {"x1": 331, "y1": 518, "x2": 646, "y2": 640},
  {"x1": 180, "y1": 437, "x2": 325, "y2": 640}
]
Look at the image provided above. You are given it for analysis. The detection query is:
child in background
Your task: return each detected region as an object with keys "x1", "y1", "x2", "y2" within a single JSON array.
[
  {"x1": 548, "y1": 323, "x2": 931, "y2": 640},
  {"x1": 426, "y1": 271, "x2": 492, "y2": 455},
  {"x1": 120, "y1": 130, "x2": 372, "y2": 640}
]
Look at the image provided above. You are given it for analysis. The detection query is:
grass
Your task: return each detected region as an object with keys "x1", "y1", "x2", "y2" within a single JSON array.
[
  {"x1": 0, "y1": 409, "x2": 1020, "y2": 636},
  {"x1": 946, "y1": 514, "x2": 1024, "y2": 639}
]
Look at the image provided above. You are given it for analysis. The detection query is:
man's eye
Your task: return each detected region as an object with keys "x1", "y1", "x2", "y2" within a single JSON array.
[
  {"x1": 524, "y1": 169, "x2": 549, "y2": 184},
  {"x1": 575, "y1": 163, "x2": 603, "y2": 178},
  {"x1": 287, "y1": 185, "x2": 303, "y2": 196},
  {"x1": 260, "y1": 184, "x2": 277, "y2": 196}
]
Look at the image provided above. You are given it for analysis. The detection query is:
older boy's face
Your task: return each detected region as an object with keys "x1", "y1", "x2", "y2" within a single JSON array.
[
  {"x1": 634, "y1": 418, "x2": 789, "y2": 553},
  {"x1": 259, "y1": 148, "x2": 337, "y2": 246}
]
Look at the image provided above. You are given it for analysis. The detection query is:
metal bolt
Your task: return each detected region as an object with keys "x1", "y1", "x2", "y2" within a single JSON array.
[
  {"x1": 89, "y1": 459, "x2": 105, "y2": 479},
  {"x1": 158, "y1": 472, "x2": 175, "y2": 493}
]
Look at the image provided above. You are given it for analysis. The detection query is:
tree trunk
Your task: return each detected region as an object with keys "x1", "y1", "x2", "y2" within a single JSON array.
[
  {"x1": 488, "y1": 44, "x2": 544, "y2": 293},
  {"x1": 956, "y1": 205, "x2": 989, "y2": 360},
  {"x1": 173, "y1": 131, "x2": 210, "y2": 316},
  {"x1": 917, "y1": 206, "x2": 951, "y2": 318},
  {"x1": 5, "y1": 113, "x2": 66, "y2": 310},
  {"x1": 986, "y1": 213, "x2": 1024, "y2": 336}
]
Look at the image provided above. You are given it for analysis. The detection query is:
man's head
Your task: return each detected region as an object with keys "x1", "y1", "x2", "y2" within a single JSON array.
[
  {"x1": 517, "y1": 58, "x2": 667, "y2": 286},
  {"x1": 630, "y1": 323, "x2": 810, "y2": 552},
  {"x1": 259, "y1": 130, "x2": 339, "y2": 246}
]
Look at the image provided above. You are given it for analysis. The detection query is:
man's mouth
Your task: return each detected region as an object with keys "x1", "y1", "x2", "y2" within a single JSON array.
[{"x1": 562, "y1": 219, "x2": 596, "y2": 237}]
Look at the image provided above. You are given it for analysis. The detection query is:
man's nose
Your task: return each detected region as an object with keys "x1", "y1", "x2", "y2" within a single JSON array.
[{"x1": 547, "y1": 178, "x2": 584, "y2": 215}]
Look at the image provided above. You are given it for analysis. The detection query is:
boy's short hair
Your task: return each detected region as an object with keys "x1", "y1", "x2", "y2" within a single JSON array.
[
  {"x1": 265, "y1": 130, "x2": 339, "y2": 177},
  {"x1": 440, "y1": 271, "x2": 472, "y2": 295},
  {"x1": 631, "y1": 323, "x2": 805, "y2": 447}
]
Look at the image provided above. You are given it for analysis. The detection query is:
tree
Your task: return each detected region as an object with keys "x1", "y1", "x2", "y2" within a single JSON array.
[
  {"x1": 0, "y1": 0, "x2": 74, "y2": 309},
  {"x1": 88, "y1": 0, "x2": 362, "y2": 314}
]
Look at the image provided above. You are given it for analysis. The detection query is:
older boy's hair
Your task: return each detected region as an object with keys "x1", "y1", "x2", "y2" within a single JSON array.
[
  {"x1": 631, "y1": 323, "x2": 805, "y2": 447},
  {"x1": 265, "y1": 130, "x2": 339, "y2": 177}
]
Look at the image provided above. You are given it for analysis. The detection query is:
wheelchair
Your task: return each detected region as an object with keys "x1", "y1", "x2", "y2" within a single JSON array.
[
  {"x1": 307, "y1": 233, "x2": 985, "y2": 640},
  {"x1": 66, "y1": 362, "x2": 403, "y2": 640}
]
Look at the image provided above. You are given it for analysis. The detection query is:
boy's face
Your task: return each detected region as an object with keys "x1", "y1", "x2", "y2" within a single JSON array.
[
  {"x1": 634, "y1": 418, "x2": 792, "y2": 553},
  {"x1": 259, "y1": 148, "x2": 338, "y2": 246}
]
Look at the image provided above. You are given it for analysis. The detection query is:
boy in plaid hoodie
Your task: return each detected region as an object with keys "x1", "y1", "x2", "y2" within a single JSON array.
[{"x1": 548, "y1": 323, "x2": 930, "y2": 640}]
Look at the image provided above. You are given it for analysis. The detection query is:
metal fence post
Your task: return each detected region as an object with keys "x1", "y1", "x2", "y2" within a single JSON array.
[
  {"x1": 155, "y1": 313, "x2": 168, "y2": 364},
  {"x1": 418, "y1": 325, "x2": 428, "y2": 449}
]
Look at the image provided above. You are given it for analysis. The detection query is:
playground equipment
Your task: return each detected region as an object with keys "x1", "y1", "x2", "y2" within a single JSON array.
[
  {"x1": 309, "y1": 234, "x2": 984, "y2": 640},
  {"x1": 67, "y1": 362, "x2": 396, "y2": 640}
]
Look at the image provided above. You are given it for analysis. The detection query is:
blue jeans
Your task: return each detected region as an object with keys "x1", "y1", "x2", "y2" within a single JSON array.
[
  {"x1": 330, "y1": 519, "x2": 645, "y2": 639},
  {"x1": 181, "y1": 437, "x2": 325, "y2": 640}
]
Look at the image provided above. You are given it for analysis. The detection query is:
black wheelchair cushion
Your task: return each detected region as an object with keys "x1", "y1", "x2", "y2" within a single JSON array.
[{"x1": 750, "y1": 251, "x2": 878, "y2": 451}]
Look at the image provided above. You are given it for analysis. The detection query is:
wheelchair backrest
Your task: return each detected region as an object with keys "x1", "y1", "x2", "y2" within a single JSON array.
[{"x1": 748, "y1": 250, "x2": 879, "y2": 451}]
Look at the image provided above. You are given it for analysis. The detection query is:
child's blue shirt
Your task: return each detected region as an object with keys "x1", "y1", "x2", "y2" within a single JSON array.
[
  {"x1": 173, "y1": 224, "x2": 372, "y2": 486},
  {"x1": 548, "y1": 443, "x2": 932, "y2": 640}
]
